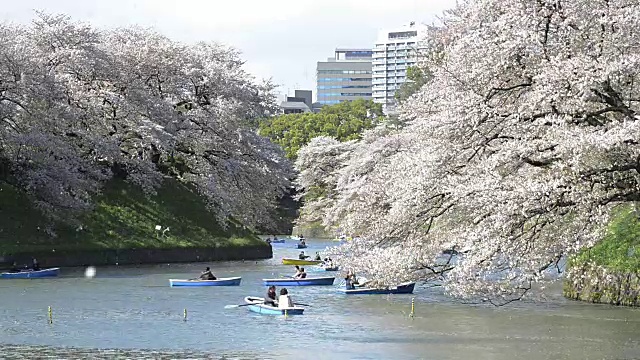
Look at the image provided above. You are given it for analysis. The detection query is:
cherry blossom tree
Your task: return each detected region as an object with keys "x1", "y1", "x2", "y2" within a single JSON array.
[
  {"x1": 0, "y1": 13, "x2": 292, "y2": 230},
  {"x1": 296, "y1": 0, "x2": 640, "y2": 303}
]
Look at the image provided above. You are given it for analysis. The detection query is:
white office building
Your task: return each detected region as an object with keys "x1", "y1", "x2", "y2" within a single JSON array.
[{"x1": 372, "y1": 22, "x2": 427, "y2": 112}]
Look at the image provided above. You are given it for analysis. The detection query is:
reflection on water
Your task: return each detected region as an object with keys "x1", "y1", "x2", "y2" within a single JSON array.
[{"x1": 0, "y1": 240, "x2": 639, "y2": 360}]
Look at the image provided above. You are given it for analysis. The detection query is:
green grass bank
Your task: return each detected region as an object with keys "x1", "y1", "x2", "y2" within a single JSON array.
[
  {"x1": 0, "y1": 178, "x2": 271, "y2": 267},
  {"x1": 564, "y1": 206, "x2": 640, "y2": 306}
]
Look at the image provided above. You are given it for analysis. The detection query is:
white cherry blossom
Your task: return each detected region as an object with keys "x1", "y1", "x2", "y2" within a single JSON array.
[{"x1": 296, "y1": 0, "x2": 640, "y2": 302}]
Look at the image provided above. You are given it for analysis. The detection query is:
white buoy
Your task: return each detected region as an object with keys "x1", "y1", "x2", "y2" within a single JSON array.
[{"x1": 84, "y1": 266, "x2": 96, "y2": 278}]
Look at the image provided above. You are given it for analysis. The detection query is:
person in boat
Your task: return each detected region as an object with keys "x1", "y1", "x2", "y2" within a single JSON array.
[
  {"x1": 344, "y1": 274, "x2": 355, "y2": 290},
  {"x1": 298, "y1": 251, "x2": 309, "y2": 260},
  {"x1": 273, "y1": 235, "x2": 278, "y2": 241},
  {"x1": 323, "y1": 257, "x2": 334, "y2": 268},
  {"x1": 294, "y1": 267, "x2": 307, "y2": 279},
  {"x1": 344, "y1": 270, "x2": 359, "y2": 290},
  {"x1": 314, "y1": 252, "x2": 321, "y2": 261},
  {"x1": 278, "y1": 288, "x2": 294, "y2": 309},
  {"x1": 31, "y1": 258, "x2": 40, "y2": 271},
  {"x1": 9, "y1": 261, "x2": 21, "y2": 273},
  {"x1": 199, "y1": 267, "x2": 216, "y2": 280},
  {"x1": 293, "y1": 265, "x2": 302, "y2": 278},
  {"x1": 264, "y1": 285, "x2": 277, "y2": 307}
]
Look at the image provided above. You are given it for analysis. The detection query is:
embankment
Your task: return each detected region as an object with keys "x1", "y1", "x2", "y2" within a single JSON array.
[
  {"x1": 563, "y1": 207, "x2": 640, "y2": 307},
  {"x1": 1, "y1": 245, "x2": 271, "y2": 268},
  {"x1": 564, "y1": 262, "x2": 639, "y2": 307},
  {"x1": 0, "y1": 178, "x2": 272, "y2": 268}
]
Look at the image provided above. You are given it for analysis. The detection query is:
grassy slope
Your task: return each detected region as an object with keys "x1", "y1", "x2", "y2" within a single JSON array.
[
  {"x1": 570, "y1": 206, "x2": 640, "y2": 272},
  {"x1": 0, "y1": 178, "x2": 264, "y2": 255}
]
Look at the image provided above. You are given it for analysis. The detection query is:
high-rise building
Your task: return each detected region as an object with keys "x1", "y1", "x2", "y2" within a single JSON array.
[
  {"x1": 316, "y1": 48, "x2": 373, "y2": 106},
  {"x1": 372, "y1": 22, "x2": 427, "y2": 111}
]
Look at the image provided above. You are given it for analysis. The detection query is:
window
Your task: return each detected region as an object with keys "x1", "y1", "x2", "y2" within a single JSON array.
[
  {"x1": 317, "y1": 70, "x2": 372, "y2": 75},
  {"x1": 317, "y1": 78, "x2": 372, "y2": 83},
  {"x1": 344, "y1": 51, "x2": 373, "y2": 59},
  {"x1": 341, "y1": 93, "x2": 373, "y2": 96},
  {"x1": 318, "y1": 85, "x2": 371, "y2": 90},
  {"x1": 388, "y1": 31, "x2": 417, "y2": 39}
]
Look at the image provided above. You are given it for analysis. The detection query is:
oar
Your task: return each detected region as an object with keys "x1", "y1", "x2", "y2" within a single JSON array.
[
  {"x1": 224, "y1": 303, "x2": 254, "y2": 309},
  {"x1": 225, "y1": 301, "x2": 312, "y2": 308}
]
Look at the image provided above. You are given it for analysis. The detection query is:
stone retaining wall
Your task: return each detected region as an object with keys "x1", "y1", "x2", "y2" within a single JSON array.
[
  {"x1": 0, "y1": 244, "x2": 272, "y2": 268},
  {"x1": 564, "y1": 262, "x2": 640, "y2": 307}
]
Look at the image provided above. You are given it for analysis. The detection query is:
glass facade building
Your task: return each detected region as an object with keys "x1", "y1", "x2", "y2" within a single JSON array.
[{"x1": 316, "y1": 49, "x2": 373, "y2": 106}]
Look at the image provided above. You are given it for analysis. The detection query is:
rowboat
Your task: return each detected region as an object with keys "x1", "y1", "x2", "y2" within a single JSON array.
[
  {"x1": 271, "y1": 238, "x2": 285, "y2": 243},
  {"x1": 169, "y1": 277, "x2": 242, "y2": 287},
  {"x1": 0, "y1": 268, "x2": 60, "y2": 279},
  {"x1": 339, "y1": 282, "x2": 415, "y2": 295},
  {"x1": 244, "y1": 296, "x2": 304, "y2": 315},
  {"x1": 282, "y1": 258, "x2": 322, "y2": 266},
  {"x1": 263, "y1": 276, "x2": 335, "y2": 286},
  {"x1": 309, "y1": 265, "x2": 338, "y2": 272},
  {"x1": 296, "y1": 244, "x2": 307, "y2": 249}
]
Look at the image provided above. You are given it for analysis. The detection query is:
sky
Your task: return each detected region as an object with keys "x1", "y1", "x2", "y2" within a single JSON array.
[{"x1": 0, "y1": 0, "x2": 456, "y2": 100}]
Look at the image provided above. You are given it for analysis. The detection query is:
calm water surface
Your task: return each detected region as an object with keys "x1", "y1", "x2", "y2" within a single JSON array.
[{"x1": 0, "y1": 240, "x2": 638, "y2": 359}]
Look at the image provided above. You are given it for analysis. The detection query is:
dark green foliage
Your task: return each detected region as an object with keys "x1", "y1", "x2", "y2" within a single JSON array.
[{"x1": 258, "y1": 99, "x2": 383, "y2": 160}]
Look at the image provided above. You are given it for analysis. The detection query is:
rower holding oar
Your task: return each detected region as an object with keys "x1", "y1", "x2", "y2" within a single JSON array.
[
  {"x1": 294, "y1": 267, "x2": 307, "y2": 279},
  {"x1": 31, "y1": 258, "x2": 40, "y2": 271},
  {"x1": 265, "y1": 285, "x2": 277, "y2": 306},
  {"x1": 344, "y1": 270, "x2": 359, "y2": 290},
  {"x1": 199, "y1": 267, "x2": 216, "y2": 280},
  {"x1": 293, "y1": 265, "x2": 302, "y2": 278}
]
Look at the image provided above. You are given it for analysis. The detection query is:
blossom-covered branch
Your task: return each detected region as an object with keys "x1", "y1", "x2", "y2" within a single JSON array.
[
  {"x1": 0, "y1": 13, "x2": 292, "y2": 230},
  {"x1": 296, "y1": 0, "x2": 640, "y2": 302}
]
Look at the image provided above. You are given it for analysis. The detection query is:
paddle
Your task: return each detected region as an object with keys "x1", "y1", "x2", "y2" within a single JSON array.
[{"x1": 224, "y1": 303, "x2": 253, "y2": 309}]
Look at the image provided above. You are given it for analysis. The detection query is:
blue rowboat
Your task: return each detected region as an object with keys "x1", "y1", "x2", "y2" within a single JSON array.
[
  {"x1": 0, "y1": 268, "x2": 60, "y2": 279},
  {"x1": 339, "y1": 282, "x2": 415, "y2": 295},
  {"x1": 169, "y1": 277, "x2": 242, "y2": 287},
  {"x1": 323, "y1": 266, "x2": 338, "y2": 271},
  {"x1": 296, "y1": 244, "x2": 307, "y2": 249},
  {"x1": 263, "y1": 276, "x2": 335, "y2": 286},
  {"x1": 244, "y1": 296, "x2": 304, "y2": 315},
  {"x1": 271, "y1": 239, "x2": 285, "y2": 243}
]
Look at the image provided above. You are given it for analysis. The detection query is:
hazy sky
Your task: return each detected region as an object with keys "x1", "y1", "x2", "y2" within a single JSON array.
[{"x1": 0, "y1": 0, "x2": 456, "y2": 100}]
